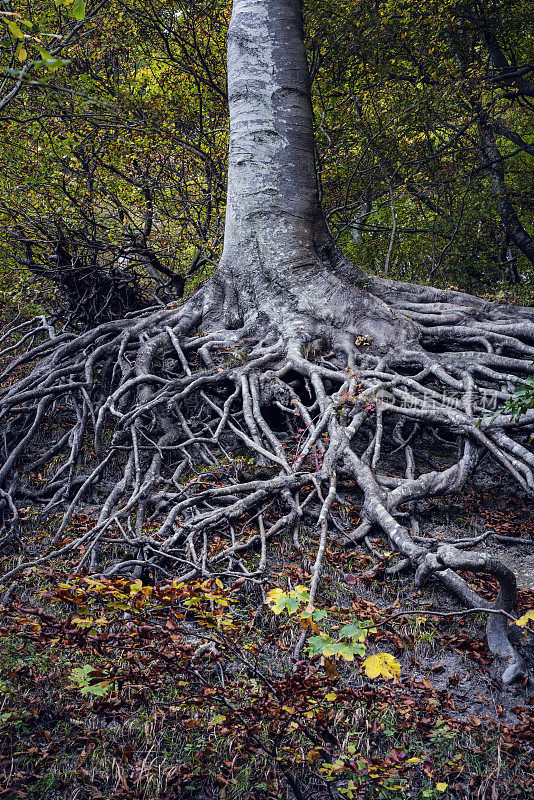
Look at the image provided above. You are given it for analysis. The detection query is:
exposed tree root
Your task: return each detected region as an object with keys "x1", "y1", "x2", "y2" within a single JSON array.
[{"x1": 1, "y1": 269, "x2": 534, "y2": 684}]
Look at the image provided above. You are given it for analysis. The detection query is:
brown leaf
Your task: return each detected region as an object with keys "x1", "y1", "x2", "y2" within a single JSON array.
[
  {"x1": 323, "y1": 658, "x2": 340, "y2": 679},
  {"x1": 121, "y1": 743, "x2": 133, "y2": 763}
]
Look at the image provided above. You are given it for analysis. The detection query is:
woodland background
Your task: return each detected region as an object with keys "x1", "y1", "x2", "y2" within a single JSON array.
[{"x1": 1, "y1": 0, "x2": 534, "y2": 321}]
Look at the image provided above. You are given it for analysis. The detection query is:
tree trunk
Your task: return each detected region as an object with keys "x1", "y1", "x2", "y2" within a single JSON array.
[
  {"x1": 219, "y1": 0, "x2": 325, "y2": 325},
  {"x1": 478, "y1": 116, "x2": 534, "y2": 270},
  {"x1": 213, "y1": 0, "x2": 419, "y2": 353}
]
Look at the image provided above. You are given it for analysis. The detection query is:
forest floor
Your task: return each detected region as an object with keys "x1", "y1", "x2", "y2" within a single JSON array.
[{"x1": 1, "y1": 297, "x2": 534, "y2": 800}]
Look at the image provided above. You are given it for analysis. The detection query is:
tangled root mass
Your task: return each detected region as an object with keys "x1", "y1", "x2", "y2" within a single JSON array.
[{"x1": 1, "y1": 267, "x2": 534, "y2": 685}]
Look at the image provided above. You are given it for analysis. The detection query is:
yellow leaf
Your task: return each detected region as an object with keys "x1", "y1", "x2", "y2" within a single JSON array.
[
  {"x1": 436, "y1": 783, "x2": 448, "y2": 792},
  {"x1": 266, "y1": 588, "x2": 285, "y2": 600},
  {"x1": 72, "y1": 616, "x2": 94, "y2": 627},
  {"x1": 515, "y1": 609, "x2": 534, "y2": 628},
  {"x1": 325, "y1": 692, "x2": 337, "y2": 701},
  {"x1": 363, "y1": 652, "x2": 401, "y2": 681}
]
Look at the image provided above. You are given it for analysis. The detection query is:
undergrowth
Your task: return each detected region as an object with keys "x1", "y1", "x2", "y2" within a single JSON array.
[{"x1": 1, "y1": 514, "x2": 533, "y2": 800}]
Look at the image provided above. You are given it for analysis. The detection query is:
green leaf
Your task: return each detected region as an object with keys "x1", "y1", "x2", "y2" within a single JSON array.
[
  {"x1": 270, "y1": 598, "x2": 288, "y2": 615},
  {"x1": 34, "y1": 56, "x2": 70, "y2": 72},
  {"x1": 70, "y1": 0, "x2": 86, "y2": 20},
  {"x1": 36, "y1": 46, "x2": 54, "y2": 61},
  {"x1": 286, "y1": 595, "x2": 300, "y2": 615},
  {"x1": 69, "y1": 665, "x2": 115, "y2": 697},
  {"x1": 306, "y1": 633, "x2": 331, "y2": 655},
  {"x1": 338, "y1": 642, "x2": 366, "y2": 661},
  {"x1": 82, "y1": 681, "x2": 111, "y2": 697},
  {"x1": 5, "y1": 19, "x2": 25, "y2": 39},
  {"x1": 339, "y1": 622, "x2": 367, "y2": 641},
  {"x1": 322, "y1": 641, "x2": 343, "y2": 658}
]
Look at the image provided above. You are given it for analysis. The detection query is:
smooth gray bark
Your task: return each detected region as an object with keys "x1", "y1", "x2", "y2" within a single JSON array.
[
  {"x1": 217, "y1": 0, "x2": 327, "y2": 326},
  {"x1": 212, "y1": 0, "x2": 418, "y2": 352}
]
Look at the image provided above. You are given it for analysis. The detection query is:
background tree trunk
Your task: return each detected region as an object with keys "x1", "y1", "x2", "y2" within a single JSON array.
[{"x1": 478, "y1": 116, "x2": 534, "y2": 270}]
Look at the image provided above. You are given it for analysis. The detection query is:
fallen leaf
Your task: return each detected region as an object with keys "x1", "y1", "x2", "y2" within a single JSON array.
[{"x1": 363, "y1": 652, "x2": 401, "y2": 681}]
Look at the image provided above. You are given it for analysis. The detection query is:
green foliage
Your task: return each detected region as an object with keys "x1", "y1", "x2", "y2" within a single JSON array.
[
  {"x1": 306, "y1": 633, "x2": 366, "y2": 662},
  {"x1": 1, "y1": 0, "x2": 533, "y2": 314},
  {"x1": 266, "y1": 586, "x2": 401, "y2": 679},
  {"x1": 266, "y1": 584, "x2": 311, "y2": 615},
  {"x1": 502, "y1": 377, "x2": 534, "y2": 423},
  {"x1": 487, "y1": 374, "x2": 534, "y2": 437},
  {"x1": 305, "y1": 0, "x2": 534, "y2": 290},
  {"x1": 0, "y1": 560, "x2": 532, "y2": 799},
  {"x1": 0, "y1": 0, "x2": 85, "y2": 78},
  {"x1": 0, "y1": 0, "x2": 231, "y2": 318},
  {"x1": 68, "y1": 664, "x2": 116, "y2": 696}
]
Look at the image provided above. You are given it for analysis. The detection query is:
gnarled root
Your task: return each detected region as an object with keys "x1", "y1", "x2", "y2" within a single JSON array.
[
  {"x1": 416, "y1": 546, "x2": 524, "y2": 684},
  {"x1": 1, "y1": 272, "x2": 533, "y2": 684}
]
